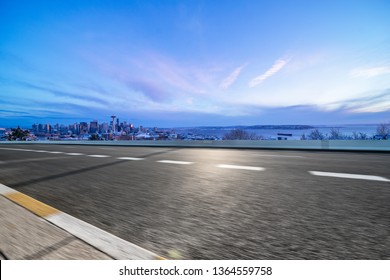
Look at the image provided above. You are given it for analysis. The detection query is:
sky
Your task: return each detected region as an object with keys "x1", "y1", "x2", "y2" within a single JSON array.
[{"x1": 0, "y1": 0, "x2": 390, "y2": 128}]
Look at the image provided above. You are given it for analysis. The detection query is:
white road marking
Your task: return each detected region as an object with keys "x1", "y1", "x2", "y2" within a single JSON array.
[
  {"x1": 257, "y1": 154, "x2": 304, "y2": 158},
  {"x1": 65, "y1": 153, "x2": 84, "y2": 156},
  {"x1": 33, "y1": 150, "x2": 49, "y2": 153},
  {"x1": 0, "y1": 148, "x2": 35, "y2": 152},
  {"x1": 46, "y1": 212, "x2": 159, "y2": 260},
  {"x1": 217, "y1": 164, "x2": 265, "y2": 171},
  {"x1": 117, "y1": 157, "x2": 144, "y2": 161},
  {"x1": 48, "y1": 151, "x2": 64, "y2": 154},
  {"x1": 0, "y1": 156, "x2": 69, "y2": 164},
  {"x1": 87, "y1": 154, "x2": 111, "y2": 158},
  {"x1": 309, "y1": 171, "x2": 390, "y2": 182},
  {"x1": 157, "y1": 160, "x2": 193, "y2": 165},
  {"x1": 0, "y1": 183, "x2": 14, "y2": 195},
  {"x1": 0, "y1": 183, "x2": 162, "y2": 260}
]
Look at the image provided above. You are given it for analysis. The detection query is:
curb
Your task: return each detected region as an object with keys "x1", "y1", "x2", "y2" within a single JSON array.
[{"x1": 0, "y1": 183, "x2": 165, "y2": 260}]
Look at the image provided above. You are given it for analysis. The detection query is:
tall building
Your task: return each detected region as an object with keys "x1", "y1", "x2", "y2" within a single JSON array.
[
  {"x1": 116, "y1": 118, "x2": 121, "y2": 132},
  {"x1": 111, "y1": 115, "x2": 116, "y2": 133},
  {"x1": 45, "y1": 124, "x2": 51, "y2": 133},
  {"x1": 100, "y1": 122, "x2": 109, "y2": 133},
  {"x1": 89, "y1": 120, "x2": 98, "y2": 133},
  {"x1": 79, "y1": 122, "x2": 88, "y2": 134}
]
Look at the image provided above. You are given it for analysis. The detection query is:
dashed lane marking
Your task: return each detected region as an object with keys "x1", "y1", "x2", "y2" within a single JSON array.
[
  {"x1": 217, "y1": 164, "x2": 265, "y2": 171},
  {"x1": 48, "y1": 151, "x2": 64, "y2": 154},
  {"x1": 87, "y1": 155, "x2": 111, "y2": 158},
  {"x1": 65, "y1": 153, "x2": 84, "y2": 156},
  {"x1": 0, "y1": 147, "x2": 35, "y2": 152},
  {"x1": 117, "y1": 157, "x2": 144, "y2": 161},
  {"x1": 256, "y1": 154, "x2": 305, "y2": 158},
  {"x1": 157, "y1": 160, "x2": 193, "y2": 165},
  {"x1": 309, "y1": 171, "x2": 390, "y2": 182}
]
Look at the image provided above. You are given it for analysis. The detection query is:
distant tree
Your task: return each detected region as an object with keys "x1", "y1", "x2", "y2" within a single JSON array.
[
  {"x1": 7, "y1": 127, "x2": 30, "y2": 141},
  {"x1": 89, "y1": 134, "x2": 100, "y2": 141},
  {"x1": 300, "y1": 133, "x2": 307, "y2": 140},
  {"x1": 329, "y1": 128, "x2": 343, "y2": 140},
  {"x1": 376, "y1": 123, "x2": 390, "y2": 137},
  {"x1": 307, "y1": 129, "x2": 325, "y2": 140},
  {"x1": 223, "y1": 129, "x2": 259, "y2": 140},
  {"x1": 352, "y1": 131, "x2": 368, "y2": 140}
]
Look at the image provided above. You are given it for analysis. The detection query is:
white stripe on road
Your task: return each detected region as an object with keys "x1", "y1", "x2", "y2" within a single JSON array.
[
  {"x1": 217, "y1": 164, "x2": 265, "y2": 171},
  {"x1": 46, "y1": 212, "x2": 160, "y2": 260},
  {"x1": 117, "y1": 157, "x2": 144, "y2": 161},
  {"x1": 157, "y1": 160, "x2": 193, "y2": 165},
  {"x1": 0, "y1": 148, "x2": 32, "y2": 152},
  {"x1": 0, "y1": 183, "x2": 163, "y2": 260},
  {"x1": 65, "y1": 153, "x2": 84, "y2": 156},
  {"x1": 309, "y1": 171, "x2": 390, "y2": 182},
  {"x1": 48, "y1": 151, "x2": 64, "y2": 154},
  {"x1": 257, "y1": 154, "x2": 304, "y2": 158},
  {"x1": 87, "y1": 154, "x2": 111, "y2": 158}
]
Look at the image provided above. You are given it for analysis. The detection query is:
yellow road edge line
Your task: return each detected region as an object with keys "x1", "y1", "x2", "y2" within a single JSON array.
[
  {"x1": 1, "y1": 184, "x2": 167, "y2": 260},
  {"x1": 5, "y1": 192, "x2": 59, "y2": 218}
]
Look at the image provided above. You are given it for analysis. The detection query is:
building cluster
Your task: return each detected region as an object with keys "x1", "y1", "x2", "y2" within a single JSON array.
[
  {"x1": 2, "y1": 118, "x2": 388, "y2": 141},
  {"x1": 28, "y1": 116, "x2": 183, "y2": 141}
]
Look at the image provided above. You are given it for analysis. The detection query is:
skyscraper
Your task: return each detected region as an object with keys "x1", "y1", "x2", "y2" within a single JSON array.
[
  {"x1": 89, "y1": 120, "x2": 98, "y2": 133},
  {"x1": 111, "y1": 115, "x2": 116, "y2": 133}
]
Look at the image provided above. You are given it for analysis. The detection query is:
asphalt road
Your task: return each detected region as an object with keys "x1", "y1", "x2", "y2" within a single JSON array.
[{"x1": 1, "y1": 144, "x2": 390, "y2": 259}]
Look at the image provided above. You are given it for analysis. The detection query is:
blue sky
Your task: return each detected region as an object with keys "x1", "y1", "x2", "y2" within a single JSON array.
[{"x1": 1, "y1": 0, "x2": 389, "y2": 127}]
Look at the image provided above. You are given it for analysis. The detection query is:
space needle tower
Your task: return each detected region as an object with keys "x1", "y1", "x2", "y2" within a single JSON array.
[{"x1": 111, "y1": 115, "x2": 116, "y2": 134}]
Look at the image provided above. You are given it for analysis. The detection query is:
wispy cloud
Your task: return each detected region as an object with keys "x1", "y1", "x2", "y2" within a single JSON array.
[
  {"x1": 350, "y1": 66, "x2": 390, "y2": 78},
  {"x1": 220, "y1": 63, "x2": 247, "y2": 89},
  {"x1": 249, "y1": 58, "x2": 290, "y2": 87},
  {"x1": 15, "y1": 81, "x2": 108, "y2": 105},
  {"x1": 315, "y1": 89, "x2": 390, "y2": 113},
  {"x1": 128, "y1": 79, "x2": 171, "y2": 102}
]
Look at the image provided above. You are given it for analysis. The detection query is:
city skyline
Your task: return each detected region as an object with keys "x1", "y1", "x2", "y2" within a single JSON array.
[{"x1": 1, "y1": 0, "x2": 390, "y2": 127}]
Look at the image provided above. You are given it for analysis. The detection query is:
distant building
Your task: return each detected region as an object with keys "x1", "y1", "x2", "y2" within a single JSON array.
[
  {"x1": 373, "y1": 134, "x2": 389, "y2": 140},
  {"x1": 89, "y1": 120, "x2": 98, "y2": 133},
  {"x1": 277, "y1": 133, "x2": 293, "y2": 140},
  {"x1": 110, "y1": 115, "x2": 116, "y2": 133},
  {"x1": 79, "y1": 122, "x2": 88, "y2": 134},
  {"x1": 45, "y1": 124, "x2": 52, "y2": 133},
  {"x1": 100, "y1": 122, "x2": 109, "y2": 134},
  {"x1": 0, "y1": 128, "x2": 6, "y2": 139}
]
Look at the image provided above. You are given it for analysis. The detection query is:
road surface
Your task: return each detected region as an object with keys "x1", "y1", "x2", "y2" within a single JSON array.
[{"x1": 1, "y1": 144, "x2": 389, "y2": 259}]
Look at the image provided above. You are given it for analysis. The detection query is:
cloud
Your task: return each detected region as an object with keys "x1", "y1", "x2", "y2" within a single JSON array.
[
  {"x1": 125, "y1": 52, "x2": 206, "y2": 94},
  {"x1": 128, "y1": 79, "x2": 171, "y2": 102},
  {"x1": 220, "y1": 64, "x2": 247, "y2": 89},
  {"x1": 16, "y1": 81, "x2": 108, "y2": 105},
  {"x1": 345, "y1": 90, "x2": 390, "y2": 113},
  {"x1": 350, "y1": 66, "x2": 390, "y2": 78},
  {"x1": 316, "y1": 89, "x2": 390, "y2": 113},
  {"x1": 249, "y1": 58, "x2": 290, "y2": 87}
]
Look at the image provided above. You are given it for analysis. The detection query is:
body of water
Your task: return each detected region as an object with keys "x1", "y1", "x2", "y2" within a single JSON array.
[{"x1": 175, "y1": 124, "x2": 380, "y2": 140}]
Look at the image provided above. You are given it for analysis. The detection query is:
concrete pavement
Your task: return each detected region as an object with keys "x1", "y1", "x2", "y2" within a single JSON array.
[
  {"x1": 0, "y1": 184, "x2": 164, "y2": 260},
  {"x1": 0, "y1": 194, "x2": 113, "y2": 259}
]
